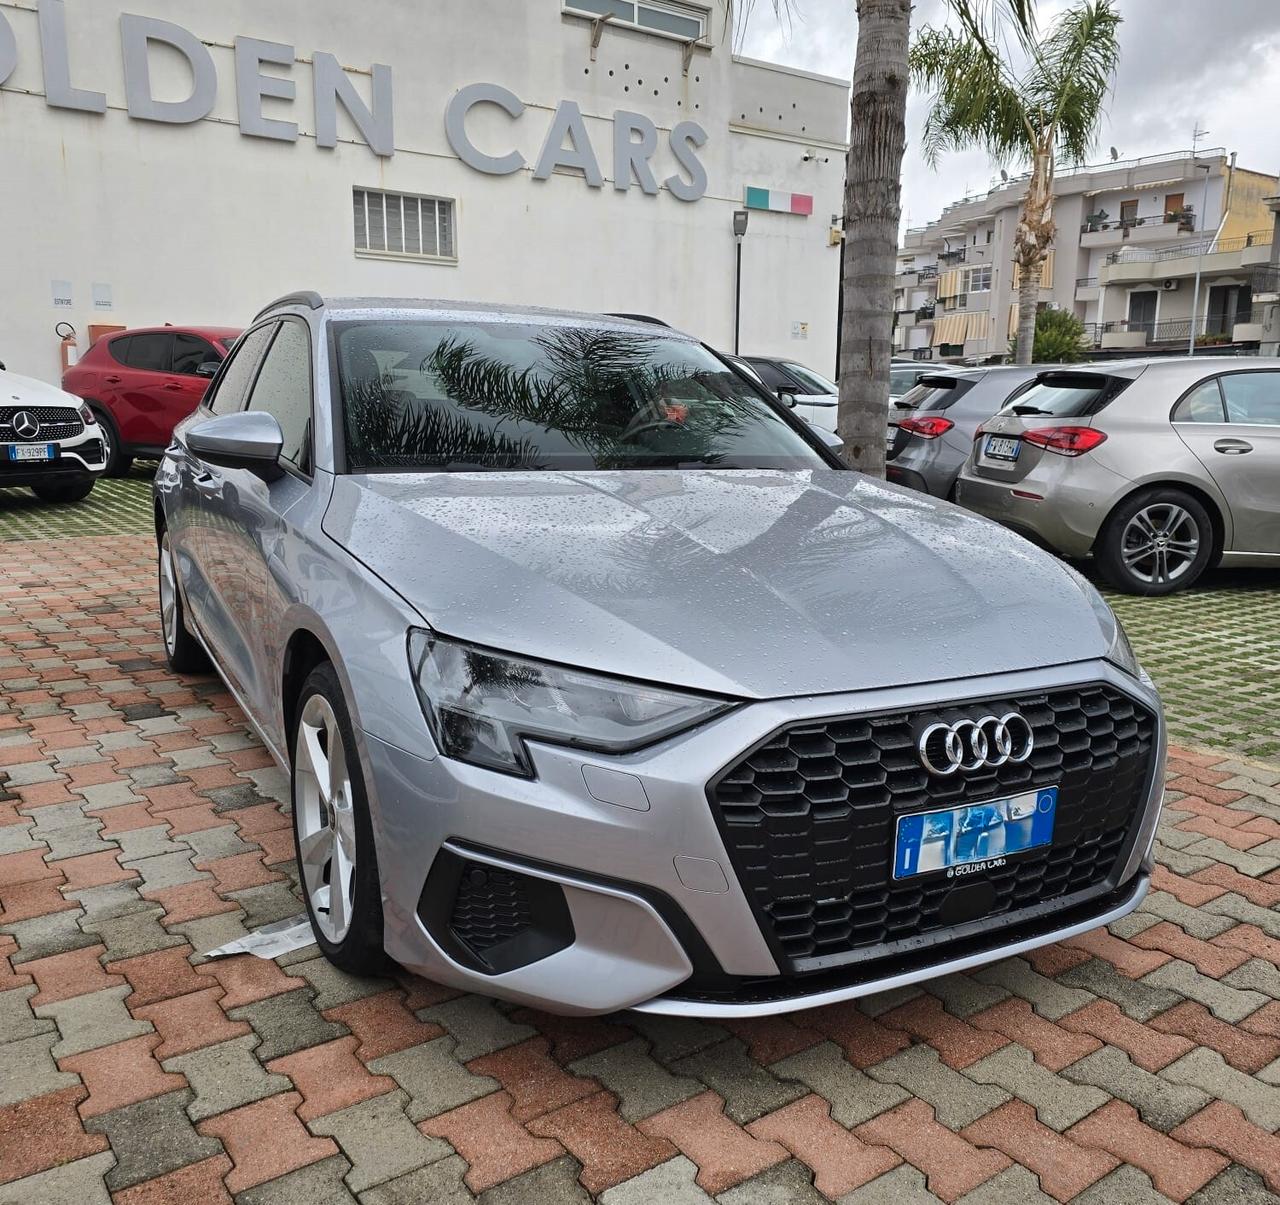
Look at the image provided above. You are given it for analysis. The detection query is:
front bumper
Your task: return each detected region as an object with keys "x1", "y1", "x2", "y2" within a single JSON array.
[
  {"x1": 0, "y1": 432, "x2": 105, "y2": 488},
  {"x1": 364, "y1": 659, "x2": 1165, "y2": 1016}
]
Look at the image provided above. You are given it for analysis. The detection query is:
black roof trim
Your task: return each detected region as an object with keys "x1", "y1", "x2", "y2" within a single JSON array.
[{"x1": 254, "y1": 291, "x2": 325, "y2": 321}]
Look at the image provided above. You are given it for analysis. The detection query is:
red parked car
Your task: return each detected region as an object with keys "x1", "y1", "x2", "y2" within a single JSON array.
[{"x1": 62, "y1": 326, "x2": 241, "y2": 475}]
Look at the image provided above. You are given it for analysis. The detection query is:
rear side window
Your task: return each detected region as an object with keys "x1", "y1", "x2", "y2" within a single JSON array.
[
  {"x1": 108, "y1": 335, "x2": 133, "y2": 367},
  {"x1": 206, "y1": 323, "x2": 275, "y2": 416},
  {"x1": 1001, "y1": 372, "x2": 1125, "y2": 418},
  {"x1": 1172, "y1": 379, "x2": 1226, "y2": 423},
  {"x1": 123, "y1": 333, "x2": 172, "y2": 372},
  {"x1": 890, "y1": 368, "x2": 921, "y2": 395},
  {"x1": 1220, "y1": 372, "x2": 1280, "y2": 426},
  {"x1": 748, "y1": 360, "x2": 791, "y2": 392}
]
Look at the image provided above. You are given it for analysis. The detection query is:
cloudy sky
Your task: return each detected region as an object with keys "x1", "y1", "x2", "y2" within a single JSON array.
[{"x1": 736, "y1": 0, "x2": 1280, "y2": 231}]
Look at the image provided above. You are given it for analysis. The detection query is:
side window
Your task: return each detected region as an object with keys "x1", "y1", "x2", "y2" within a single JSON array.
[
  {"x1": 108, "y1": 335, "x2": 133, "y2": 367},
  {"x1": 172, "y1": 334, "x2": 219, "y2": 376},
  {"x1": 1172, "y1": 379, "x2": 1226, "y2": 423},
  {"x1": 206, "y1": 324, "x2": 275, "y2": 416},
  {"x1": 246, "y1": 321, "x2": 313, "y2": 472},
  {"x1": 123, "y1": 333, "x2": 172, "y2": 372},
  {"x1": 890, "y1": 368, "x2": 918, "y2": 394},
  {"x1": 749, "y1": 360, "x2": 790, "y2": 392},
  {"x1": 1219, "y1": 372, "x2": 1280, "y2": 427}
]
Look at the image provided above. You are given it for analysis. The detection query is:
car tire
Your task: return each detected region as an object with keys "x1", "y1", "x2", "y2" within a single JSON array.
[
  {"x1": 90, "y1": 406, "x2": 133, "y2": 477},
  {"x1": 157, "y1": 529, "x2": 210, "y2": 673},
  {"x1": 291, "y1": 663, "x2": 386, "y2": 976},
  {"x1": 31, "y1": 478, "x2": 94, "y2": 504},
  {"x1": 1096, "y1": 488, "x2": 1214, "y2": 596}
]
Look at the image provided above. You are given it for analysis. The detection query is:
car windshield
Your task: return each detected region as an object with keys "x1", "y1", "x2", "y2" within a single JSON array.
[
  {"x1": 1002, "y1": 374, "x2": 1118, "y2": 418},
  {"x1": 334, "y1": 319, "x2": 827, "y2": 473},
  {"x1": 783, "y1": 363, "x2": 837, "y2": 395}
]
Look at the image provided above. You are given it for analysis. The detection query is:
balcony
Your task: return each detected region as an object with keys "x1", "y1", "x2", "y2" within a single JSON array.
[
  {"x1": 1081, "y1": 213, "x2": 1199, "y2": 249},
  {"x1": 1075, "y1": 276, "x2": 1099, "y2": 303},
  {"x1": 1082, "y1": 311, "x2": 1263, "y2": 350},
  {"x1": 1102, "y1": 231, "x2": 1274, "y2": 284},
  {"x1": 938, "y1": 247, "x2": 967, "y2": 265}
]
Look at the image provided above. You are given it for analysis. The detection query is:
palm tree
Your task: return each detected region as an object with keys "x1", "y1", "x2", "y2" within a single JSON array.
[
  {"x1": 910, "y1": 0, "x2": 1122, "y2": 364},
  {"x1": 731, "y1": 0, "x2": 912, "y2": 477}
]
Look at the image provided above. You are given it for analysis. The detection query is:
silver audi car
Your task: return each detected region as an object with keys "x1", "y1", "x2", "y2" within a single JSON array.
[{"x1": 154, "y1": 294, "x2": 1165, "y2": 1016}]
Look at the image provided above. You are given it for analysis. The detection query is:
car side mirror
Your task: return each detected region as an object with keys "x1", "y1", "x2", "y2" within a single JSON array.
[
  {"x1": 776, "y1": 386, "x2": 799, "y2": 408},
  {"x1": 186, "y1": 411, "x2": 284, "y2": 480},
  {"x1": 811, "y1": 425, "x2": 843, "y2": 451},
  {"x1": 195, "y1": 361, "x2": 221, "y2": 378}
]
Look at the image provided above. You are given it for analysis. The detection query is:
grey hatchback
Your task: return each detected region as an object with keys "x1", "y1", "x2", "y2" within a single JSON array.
[
  {"x1": 154, "y1": 294, "x2": 1165, "y2": 1016},
  {"x1": 957, "y1": 357, "x2": 1280, "y2": 594},
  {"x1": 886, "y1": 365, "x2": 1044, "y2": 498}
]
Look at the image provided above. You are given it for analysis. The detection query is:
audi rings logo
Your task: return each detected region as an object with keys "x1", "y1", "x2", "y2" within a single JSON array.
[
  {"x1": 11, "y1": 412, "x2": 40, "y2": 440},
  {"x1": 917, "y1": 713, "x2": 1035, "y2": 776}
]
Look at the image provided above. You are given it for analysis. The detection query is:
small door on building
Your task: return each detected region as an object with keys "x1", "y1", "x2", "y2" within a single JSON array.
[
  {"x1": 1206, "y1": 284, "x2": 1252, "y2": 336},
  {"x1": 1127, "y1": 291, "x2": 1157, "y2": 336}
]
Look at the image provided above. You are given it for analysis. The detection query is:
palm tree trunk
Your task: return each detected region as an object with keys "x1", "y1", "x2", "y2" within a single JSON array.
[
  {"x1": 837, "y1": 0, "x2": 911, "y2": 475},
  {"x1": 1012, "y1": 145, "x2": 1055, "y2": 364}
]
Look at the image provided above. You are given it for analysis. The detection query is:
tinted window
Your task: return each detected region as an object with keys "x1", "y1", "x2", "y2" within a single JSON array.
[
  {"x1": 171, "y1": 334, "x2": 219, "y2": 376},
  {"x1": 206, "y1": 324, "x2": 275, "y2": 416},
  {"x1": 1172, "y1": 379, "x2": 1226, "y2": 423},
  {"x1": 910, "y1": 379, "x2": 977, "y2": 413},
  {"x1": 890, "y1": 368, "x2": 921, "y2": 396},
  {"x1": 747, "y1": 360, "x2": 791, "y2": 392},
  {"x1": 783, "y1": 363, "x2": 836, "y2": 395},
  {"x1": 1220, "y1": 372, "x2": 1280, "y2": 426},
  {"x1": 247, "y1": 321, "x2": 313, "y2": 471},
  {"x1": 108, "y1": 335, "x2": 133, "y2": 367},
  {"x1": 335, "y1": 321, "x2": 827, "y2": 473},
  {"x1": 1001, "y1": 373, "x2": 1120, "y2": 418},
  {"x1": 123, "y1": 333, "x2": 171, "y2": 372}
]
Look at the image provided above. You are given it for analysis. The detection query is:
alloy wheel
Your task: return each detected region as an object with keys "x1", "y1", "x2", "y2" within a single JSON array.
[
  {"x1": 1120, "y1": 503, "x2": 1200, "y2": 587},
  {"x1": 295, "y1": 694, "x2": 357, "y2": 942},
  {"x1": 158, "y1": 534, "x2": 178, "y2": 656}
]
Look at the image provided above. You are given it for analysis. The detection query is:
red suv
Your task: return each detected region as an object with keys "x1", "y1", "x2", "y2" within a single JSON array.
[{"x1": 63, "y1": 326, "x2": 241, "y2": 475}]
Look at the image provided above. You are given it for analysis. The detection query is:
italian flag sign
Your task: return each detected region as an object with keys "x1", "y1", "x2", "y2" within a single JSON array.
[{"x1": 744, "y1": 186, "x2": 814, "y2": 216}]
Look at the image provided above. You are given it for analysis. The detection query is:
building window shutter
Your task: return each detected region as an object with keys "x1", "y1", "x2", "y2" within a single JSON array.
[{"x1": 353, "y1": 188, "x2": 457, "y2": 262}]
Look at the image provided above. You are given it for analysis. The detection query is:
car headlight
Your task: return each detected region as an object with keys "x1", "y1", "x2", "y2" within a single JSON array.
[
  {"x1": 78, "y1": 403, "x2": 94, "y2": 426},
  {"x1": 407, "y1": 630, "x2": 733, "y2": 776},
  {"x1": 1060, "y1": 564, "x2": 1141, "y2": 678}
]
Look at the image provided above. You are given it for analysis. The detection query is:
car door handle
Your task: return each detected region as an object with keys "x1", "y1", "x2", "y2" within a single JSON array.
[
  {"x1": 1213, "y1": 439, "x2": 1253, "y2": 455},
  {"x1": 105, "y1": 375, "x2": 122, "y2": 384},
  {"x1": 162, "y1": 382, "x2": 183, "y2": 392}
]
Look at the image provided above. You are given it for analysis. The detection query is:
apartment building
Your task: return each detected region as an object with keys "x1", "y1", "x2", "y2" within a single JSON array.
[{"x1": 894, "y1": 148, "x2": 1278, "y2": 362}]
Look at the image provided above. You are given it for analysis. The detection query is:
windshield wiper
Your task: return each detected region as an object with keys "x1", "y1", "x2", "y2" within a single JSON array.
[{"x1": 1010, "y1": 405, "x2": 1052, "y2": 416}]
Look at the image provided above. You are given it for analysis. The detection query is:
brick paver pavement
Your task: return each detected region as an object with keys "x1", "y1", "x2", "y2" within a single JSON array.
[{"x1": 3, "y1": 535, "x2": 1280, "y2": 1203}]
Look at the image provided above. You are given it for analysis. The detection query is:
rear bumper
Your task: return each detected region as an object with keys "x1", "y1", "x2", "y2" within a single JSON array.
[
  {"x1": 363, "y1": 659, "x2": 1166, "y2": 1016},
  {"x1": 954, "y1": 471, "x2": 1104, "y2": 558}
]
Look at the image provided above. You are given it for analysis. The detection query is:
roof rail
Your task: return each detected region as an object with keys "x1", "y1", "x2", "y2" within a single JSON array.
[{"x1": 254, "y1": 291, "x2": 325, "y2": 321}]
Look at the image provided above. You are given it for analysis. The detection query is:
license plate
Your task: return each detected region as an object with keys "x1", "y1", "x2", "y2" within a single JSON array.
[
  {"x1": 893, "y1": 786, "x2": 1058, "y2": 880},
  {"x1": 6, "y1": 444, "x2": 55, "y2": 462},
  {"x1": 984, "y1": 435, "x2": 1020, "y2": 461}
]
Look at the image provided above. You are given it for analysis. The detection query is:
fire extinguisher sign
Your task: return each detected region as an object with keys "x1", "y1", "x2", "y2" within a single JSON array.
[{"x1": 51, "y1": 280, "x2": 73, "y2": 309}]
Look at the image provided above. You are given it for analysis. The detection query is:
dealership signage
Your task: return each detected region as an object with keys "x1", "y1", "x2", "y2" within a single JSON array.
[{"x1": 0, "y1": 0, "x2": 709, "y2": 201}]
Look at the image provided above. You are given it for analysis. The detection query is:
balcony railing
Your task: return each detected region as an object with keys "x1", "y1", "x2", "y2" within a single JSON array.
[
  {"x1": 918, "y1": 265, "x2": 938, "y2": 281},
  {"x1": 1076, "y1": 276, "x2": 1099, "y2": 288},
  {"x1": 1083, "y1": 213, "x2": 1197, "y2": 236},
  {"x1": 1252, "y1": 265, "x2": 1280, "y2": 296},
  {"x1": 1081, "y1": 311, "x2": 1260, "y2": 347},
  {"x1": 938, "y1": 248, "x2": 967, "y2": 264},
  {"x1": 915, "y1": 303, "x2": 936, "y2": 320},
  {"x1": 1105, "y1": 230, "x2": 1273, "y2": 265}
]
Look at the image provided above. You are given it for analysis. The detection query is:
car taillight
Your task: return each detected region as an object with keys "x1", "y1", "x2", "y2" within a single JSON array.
[
  {"x1": 898, "y1": 416, "x2": 954, "y2": 439},
  {"x1": 1020, "y1": 426, "x2": 1107, "y2": 457}
]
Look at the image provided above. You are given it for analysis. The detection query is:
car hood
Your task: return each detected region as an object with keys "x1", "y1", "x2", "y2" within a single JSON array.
[
  {"x1": 0, "y1": 369, "x2": 82, "y2": 408},
  {"x1": 322, "y1": 469, "x2": 1108, "y2": 699}
]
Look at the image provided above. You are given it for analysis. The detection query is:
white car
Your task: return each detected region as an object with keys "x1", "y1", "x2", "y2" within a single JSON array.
[{"x1": 0, "y1": 368, "x2": 107, "y2": 502}]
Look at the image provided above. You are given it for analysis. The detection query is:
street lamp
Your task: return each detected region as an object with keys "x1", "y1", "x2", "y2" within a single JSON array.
[
  {"x1": 1188, "y1": 162, "x2": 1211, "y2": 355},
  {"x1": 733, "y1": 209, "x2": 749, "y2": 354}
]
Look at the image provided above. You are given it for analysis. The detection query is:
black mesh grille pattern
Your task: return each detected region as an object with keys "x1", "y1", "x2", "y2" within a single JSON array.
[
  {"x1": 0, "y1": 407, "x2": 84, "y2": 442},
  {"x1": 710, "y1": 682, "x2": 1156, "y2": 970},
  {"x1": 448, "y1": 864, "x2": 534, "y2": 955}
]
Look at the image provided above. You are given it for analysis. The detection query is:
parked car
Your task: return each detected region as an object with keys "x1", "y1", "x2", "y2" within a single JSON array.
[
  {"x1": 886, "y1": 365, "x2": 1044, "y2": 498},
  {"x1": 745, "y1": 356, "x2": 839, "y2": 431},
  {"x1": 63, "y1": 325, "x2": 241, "y2": 476},
  {"x1": 155, "y1": 293, "x2": 1164, "y2": 1017},
  {"x1": 0, "y1": 368, "x2": 106, "y2": 502},
  {"x1": 891, "y1": 359, "x2": 954, "y2": 400},
  {"x1": 956, "y1": 357, "x2": 1280, "y2": 594}
]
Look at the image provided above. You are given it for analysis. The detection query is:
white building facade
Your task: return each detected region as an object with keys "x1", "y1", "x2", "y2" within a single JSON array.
[
  {"x1": 0, "y1": 0, "x2": 848, "y2": 383},
  {"x1": 895, "y1": 149, "x2": 1278, "y2": 362}
]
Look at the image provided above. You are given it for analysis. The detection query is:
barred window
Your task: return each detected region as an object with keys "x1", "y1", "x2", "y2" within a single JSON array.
[
  {"x1": 564, "y1": 0, "x2": 708, "y2": 41},
  {"x1": 353, "y1": 188, "x2": 457, "y2": 262}
]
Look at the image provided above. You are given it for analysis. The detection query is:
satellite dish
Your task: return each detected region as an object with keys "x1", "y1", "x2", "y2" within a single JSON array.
[
  {"x1": 1000, "y1": 169, "x2": 1009, "y2": 182},
  {"x1": 1110, "y1": 146, "x2": 1119, "y2": 160}
]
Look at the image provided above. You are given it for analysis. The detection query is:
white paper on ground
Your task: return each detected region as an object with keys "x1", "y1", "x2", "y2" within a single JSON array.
[{"x1": 204, "y1": 914, "x2": 316, "y2": 960}]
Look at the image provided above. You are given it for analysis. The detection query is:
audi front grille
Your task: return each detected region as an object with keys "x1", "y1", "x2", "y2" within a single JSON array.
[{"x1": 708, "y1": 682, "x2": 1156, "y2": 972}]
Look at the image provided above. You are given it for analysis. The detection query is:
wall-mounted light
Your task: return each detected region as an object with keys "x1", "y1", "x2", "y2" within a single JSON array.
[{"x1": 733, "y1": 209, "x2": 750, "y2": 239}]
